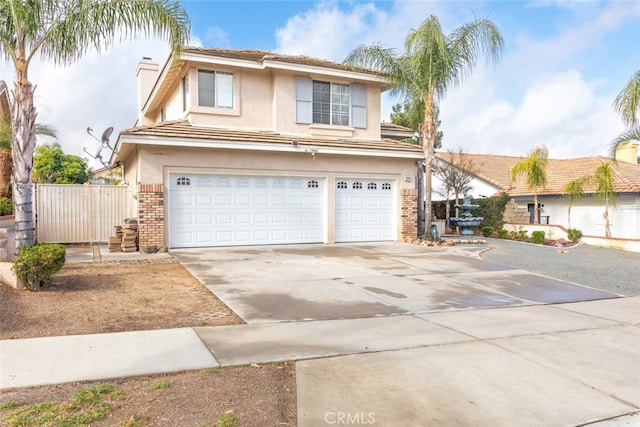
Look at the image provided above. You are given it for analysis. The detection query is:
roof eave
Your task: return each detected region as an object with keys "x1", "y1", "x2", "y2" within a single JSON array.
[{"x1": 115, "y1": 134, "x2": 424, "y2": 160}]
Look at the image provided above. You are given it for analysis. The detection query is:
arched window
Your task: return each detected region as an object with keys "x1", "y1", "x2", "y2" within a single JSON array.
[
  {"x1": 382, "y1": 183, "x2": 392, "y2": 190},
  {"x1": 337, "y1": 181, "x2": 347, "y2": 189},
  {"x1": 176, "y1": 177, "x2": 190, "y2": 186},
  {"x1": 308, "y1": 180, "x2": 319, "y2": 188},
  {"x1": 353, "y1": 182, "x2": 363, "y2": 190},
  {"x1": 367, "y1": 182, "x2": 377, "y2": 190}
]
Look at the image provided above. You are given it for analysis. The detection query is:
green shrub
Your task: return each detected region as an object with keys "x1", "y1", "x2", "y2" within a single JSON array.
[
  {"x1": 515, "y1": 228, "x2": 528, "y2": 241},
  {"x1": 497, "y1": 229, "x2": 508, "y2": 239},
  {"x1": 567, "y1": 228, "x2": 583, "y2": 242},
  {"x1": 475, "y1": 192, "x2": 511, "y2": 231},
  {"x1": 531, "y1": 230, "x2": 546, "y2": 244},
  {"x1": 12, "y1": 243, "x2": 66, "y2": 290},
  {"x1": 481, "y1": 226, "x2": 494, "y2": 237},
  {"x1": 0, "y1": 196, "x2": 12, "y2": 216}
]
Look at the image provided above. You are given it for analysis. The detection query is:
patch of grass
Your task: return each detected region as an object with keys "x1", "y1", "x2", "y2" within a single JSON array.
[
  {"x1": 73, "y1": 383, "x2": 121, "y2": 404},
  {"x1": 1, "y1": 384, "x2": 122, "y2": 426},
  {"x1": 217, "y1": 411, "x2": 238, "y2": 427},
  {"x1": 149, "y1": 379, "x2": 170, "y2": 390},
  {"x1": 0, "y1": 401, "x2": 21, "y2": 410},
  {"x1": 118, "y1": 413, "x2": 149, "y2": 426},
  {"x1": 200, "y1": 367, "x2": 219, "y2": 374}
]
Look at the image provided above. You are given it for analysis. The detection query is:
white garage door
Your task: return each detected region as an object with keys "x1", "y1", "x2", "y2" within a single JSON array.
[
  {"x1": 335, "y1": 178, "x2": 396, "y2": 242},
  {"x1": 169, "y1": 174, "x2": 324, "y2": 248}
]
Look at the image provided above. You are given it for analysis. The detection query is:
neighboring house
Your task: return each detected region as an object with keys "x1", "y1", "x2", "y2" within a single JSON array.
[
  {"x1": 113, "y1": 48, "x2": 423, "y2": 251},
  {"x1": 434, "y1": 146, "x2": 640, "y2": 239}
]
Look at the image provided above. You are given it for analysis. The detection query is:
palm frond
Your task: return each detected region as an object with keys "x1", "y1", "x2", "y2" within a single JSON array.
[
  {"x1": 33, "y1": 0, "x2": 190, "y2": 65},
  {"x1": 35, "y1": 123, "x2": 58, "y2": 139},
  {"x1": 610, "y1": 127, "x2": 640, "y2": 157},
  {"x1": 613, "y1": 70, "x2": 640, "y2": 128},
  {"x1": 510, "y1": 145, "x2": 548, "y2": 189},
  {"x1": 593, "y1": 161, "x2": 617, "y2": 206}
]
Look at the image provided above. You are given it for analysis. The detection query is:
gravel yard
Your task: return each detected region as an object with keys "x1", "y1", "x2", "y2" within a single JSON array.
[{"x1": 479, "y1": 238, "x2": 640, "y2": 297}]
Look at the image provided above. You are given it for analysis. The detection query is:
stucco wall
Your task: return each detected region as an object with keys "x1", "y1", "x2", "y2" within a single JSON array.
[{"x1": 510, "y1": 195, "x2": 640, "y2": 239}]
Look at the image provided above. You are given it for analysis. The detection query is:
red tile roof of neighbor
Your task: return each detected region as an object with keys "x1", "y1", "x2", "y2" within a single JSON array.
[
  {"x1": 119, "y1": 120, "x2": 423, "y2": 155},
  {"x1": 435, "y1": 152, "x2": 640, "y2": 196}
]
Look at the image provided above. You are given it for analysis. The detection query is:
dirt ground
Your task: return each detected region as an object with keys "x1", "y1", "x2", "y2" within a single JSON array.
[{"x1": 0, "y1": 258, "x2": 297, "y2": 426}]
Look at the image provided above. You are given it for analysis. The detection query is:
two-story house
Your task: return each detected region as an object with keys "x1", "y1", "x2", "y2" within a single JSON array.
[{"x1": 113, "y1": 48, "x2": 423, "y2": 251}]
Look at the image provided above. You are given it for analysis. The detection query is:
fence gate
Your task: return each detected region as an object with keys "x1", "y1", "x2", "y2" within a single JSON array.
[{"x1": 35, "y1": 184, "x2": 134, "y2": 243}]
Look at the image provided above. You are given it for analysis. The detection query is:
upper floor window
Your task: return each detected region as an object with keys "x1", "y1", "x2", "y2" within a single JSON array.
[
  {"x1": 295, "y1": 77, "x2": 366, "y2": 128},
  {"x1": 198, "y1": 69, "x2": 233, "y2": 108},
  {"x1": 313, "y1": 81, "x2": 350, "y2": 126}
]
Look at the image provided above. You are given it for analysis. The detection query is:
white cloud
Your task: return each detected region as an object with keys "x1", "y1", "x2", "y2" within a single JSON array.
[
  {"x1": 204, "y1": 27, "x2": 230, "y2": 47},
  {"x1": 275, "y1": 0, "x2": 380, "y2": 60},
  {"x1": 438, "y1": 68, "x2": 623, "y2": 158}
]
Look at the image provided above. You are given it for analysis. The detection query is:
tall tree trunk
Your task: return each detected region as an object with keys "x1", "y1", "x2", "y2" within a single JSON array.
[
  {"x1": 567, "y1": 204, "x2": 572, "y2": 230},
  {"x1": 604, "y1": 205, "x2": 611, "y2": 238},
  {"x1": 445, "y1": 196, "x2": 450, "y2": 233},
  {"x1": 533, "y1": 192, "x2": 539, "y2": 224},
  {"x1": 12, "y1": 73, "x2": 37, "y2": 252},
  {"x1": 422, "y1": 94, "x2": 436, "y2": 237}
]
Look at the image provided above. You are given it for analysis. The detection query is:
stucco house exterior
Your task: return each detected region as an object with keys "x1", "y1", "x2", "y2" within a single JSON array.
[
  {"x1": 113, "y1": 48, "x2": 423, "y2": 251},
  {"x1": 434, "y1": 146, "x2": 640, "y2": 239}
]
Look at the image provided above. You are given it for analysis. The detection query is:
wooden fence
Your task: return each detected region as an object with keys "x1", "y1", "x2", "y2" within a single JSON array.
[{"x1": 35, "y1": 184, "x2": 135, "y2": 243}]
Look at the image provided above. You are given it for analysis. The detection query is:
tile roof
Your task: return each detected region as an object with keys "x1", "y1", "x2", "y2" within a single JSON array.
[
  {"x1": 118, "y1": 120, "x2": 423, "y2": 156},
  {"x1": 436, "y1": 152, "x2": 640, "y2": 196},
  {"x1": 181, "y1": 47, "x2": 376, "y2": 74}
]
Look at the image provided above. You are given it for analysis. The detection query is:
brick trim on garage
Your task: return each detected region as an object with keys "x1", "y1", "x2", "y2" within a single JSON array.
[
  {"x1": 400, "y1": 188, "x2": 418, "y2": 242},
  {"x1": 138, "y1": 184, "x2": 165, "y2": 251}
]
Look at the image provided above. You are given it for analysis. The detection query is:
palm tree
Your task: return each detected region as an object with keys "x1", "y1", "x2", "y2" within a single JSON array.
[
  {"x1": 611, "y1": 70, "x2": 640, "y2": 154},
  {"x1": 510, "y1": 146, "x2": 549, "y2": 224},
  {"x1": 563, "y1": 178, "x2": 585, "y2": 230},
  {"x1": 344, "y1": 15, "x2": 503, "y2": 236},
  {"x1": 0, "y1": 0, "x2": 190, "y2": 251},
  {"x1": 592, "y1": 162, "x2": 616, "y2": 238}
]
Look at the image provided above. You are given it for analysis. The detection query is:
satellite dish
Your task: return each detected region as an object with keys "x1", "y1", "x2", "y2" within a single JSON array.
[{"x1": 101, "y1": 127, "x2": 114, "y2": 147}]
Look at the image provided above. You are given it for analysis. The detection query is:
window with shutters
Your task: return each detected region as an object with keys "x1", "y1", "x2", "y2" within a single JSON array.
[{"x1": 295, "y1": 77, "x2": 366, "y2": 128}]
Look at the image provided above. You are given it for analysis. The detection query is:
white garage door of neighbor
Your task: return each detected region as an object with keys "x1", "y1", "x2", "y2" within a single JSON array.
[
  {"x1": 335, "y1": 178, "x2": 396, "y2": 243},
  {"x1": 169, "y1": 174, "x2": 325, "y2": 248}
]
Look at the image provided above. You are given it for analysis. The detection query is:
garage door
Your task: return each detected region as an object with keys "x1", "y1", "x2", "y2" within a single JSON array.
[
  {"x1": 335, "y1": 178, "x2": 396, "y2": 242},
  {"x1": 169, "y1": 174, "x2": 324, "y2": 248}
]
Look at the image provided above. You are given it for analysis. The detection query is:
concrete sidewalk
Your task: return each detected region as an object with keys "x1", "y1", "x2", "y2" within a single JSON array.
[{"x1": 2, "y1": 297, "x2": 639, "y2": 426}]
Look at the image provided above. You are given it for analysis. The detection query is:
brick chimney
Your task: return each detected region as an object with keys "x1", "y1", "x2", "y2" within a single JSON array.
[
  {"x1": 614, "y1": 142, "x2": 639, "y2": 164},
  {"x1": 136, "y1": 57, "x2": 159, "y2": 124}
]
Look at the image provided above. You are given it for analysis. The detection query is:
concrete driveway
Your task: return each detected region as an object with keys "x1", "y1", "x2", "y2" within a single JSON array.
[{"x1": 172, "y1": 242, "x2": 616, "y2": 324}]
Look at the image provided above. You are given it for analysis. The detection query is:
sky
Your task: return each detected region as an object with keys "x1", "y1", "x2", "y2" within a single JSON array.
[{"x1": 1, "y1": 0, "x2": 639, "y2": 169}]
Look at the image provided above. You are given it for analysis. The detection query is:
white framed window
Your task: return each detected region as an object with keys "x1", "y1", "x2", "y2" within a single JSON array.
[
  {"x1": 295, "y1": 77, "x2": 366, "y2": 128},
  {"x1": 313, "y1": 81, "x2": 349, "y2": 126},
  {"x1": 198, "y1": 69, "x2": 234, "y2": 108}
]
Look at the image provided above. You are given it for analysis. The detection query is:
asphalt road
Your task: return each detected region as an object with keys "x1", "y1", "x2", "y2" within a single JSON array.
[{"x1": 479, "y1": 238, "x2": 640, "y2": 297}]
